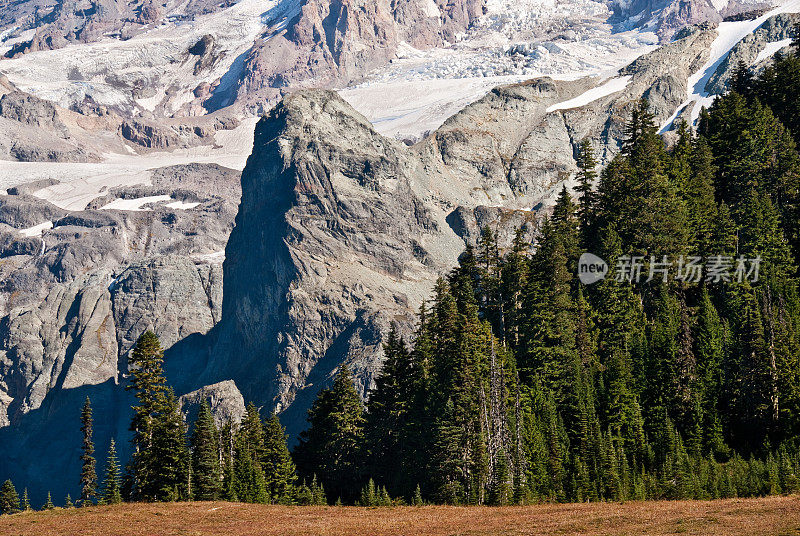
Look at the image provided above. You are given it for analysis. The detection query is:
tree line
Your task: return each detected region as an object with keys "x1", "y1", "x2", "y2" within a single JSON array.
[{"x1": 2, "y1": 38, "x2": 800, "y2": 513}]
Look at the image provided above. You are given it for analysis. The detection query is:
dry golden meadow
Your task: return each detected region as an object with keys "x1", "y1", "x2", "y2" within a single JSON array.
[{"x1": 2, "y1": 496, "x2": 800, "y2": 536}]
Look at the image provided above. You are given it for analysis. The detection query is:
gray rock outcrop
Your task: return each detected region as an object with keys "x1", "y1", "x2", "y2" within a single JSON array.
[
  {"x1": 179, "y1": 380, "x2": 247, "y2": 428},
  {"x1": 705, "y1": 13, "x2": 800, "y2": 94}
]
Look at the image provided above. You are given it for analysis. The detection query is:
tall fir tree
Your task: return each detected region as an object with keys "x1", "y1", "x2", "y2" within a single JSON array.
[
  {"x1": 0, "y1": 480, "x2": 20, "y2": 515},
  {"x1": 294, "y1": 365, "x2": 365, "y2": 503},
  {"x1": 103, "y1": 438, "x2": 122, "y2": 505},
  {"x1": 20, "y1": 488, "x2": 30, "y2": 511},
  {"x1": 263, "y1": 413, "x2": 298, "y2": 504},
  {"x1": 126, "y1": 330, "x2": 168, "y2": 500},
  {"x1": 79, "y1": 396, "x2": 97, "y2": 506},
  {"x1": 190, "y1": 400, "x2": 222, "y2": 501}
]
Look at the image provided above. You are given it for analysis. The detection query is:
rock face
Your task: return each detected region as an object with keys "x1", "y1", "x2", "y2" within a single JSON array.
[
  {"x1": 0, "y1": 91, "x2": 69, "y2": 136},
  {"x1": 196, "y1": 90, "x2": 460, "y2": 430},
  {"x1": 220, "y1": 0, "x2": 485, "y2": 111},
  {"x1": 179, "y1": 380, "x2": 247, "y2": 428},
  {"x1": 0, "y1": 163, "x2": 241, "y2": 504},
  {"x1": 1, "y1": 0, "x2": 234, "y2": 58},
  {"x1": 608, "y1": 0, "x2": 770, "y2": 41},
  {"x1": 705, "y1": 12, "x2": 800, "y2": 94},
  {"x1": 189, "y1": 27, "x2": 716, "y2": 432}
]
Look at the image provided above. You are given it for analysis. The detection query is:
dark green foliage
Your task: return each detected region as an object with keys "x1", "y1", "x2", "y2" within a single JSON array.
[
  {"x1": 327, "y1": 94, "x2": 800, "y2": 504},
  {"x1": 43, "y1": 491, "x2": 54, "y2": 510},
  {"x1": 102, "y1": 438, "x2": 122, "y2": 505},
  {"x1": 294, "y1": 366, "x2": 365, "y2": 504},
  {"x1": 233, "y1": 434, "x2": 268, "y2": 504},
  {"x1": 295, "y1": 476, "x2": 327, "y2": 505},
  {"x1": 190, "y1": 400, "x2": 221, "y2": 501},
  {"x1": 0, "y1": 480, "x2": 20, "y2": 514},
  {"x1": 20, "y1": 489, "x2": 30, "y2": 511},
  {"x1": 263, "y1": 413, "x2": 297, "y2": 504},
  {"x1": 148, "y1": 389, "x2": 190, "y2": 502},
  {"x1": 79, "y1": 396, "x2": 97, "y2": 506},
  {"x1": 64, "y1": 494, "x2": 73, "y2": 508},
  {"x1": 575, "y1": 138, "x2": 599, "y2": 247},
  {"x1": 412, "y1": 484, "x2": 423, "y2": 506},
  {"x1": 219, "y1": 420, "x2": 237, "y2": 501},
  {"x1": 125, "y1": 331, "x2": 189, "y2": 502}
]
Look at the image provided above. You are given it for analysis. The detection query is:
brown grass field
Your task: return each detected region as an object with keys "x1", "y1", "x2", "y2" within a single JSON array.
[{"x1": 2, "y1": 496, "x2": 800, "y2": 536}]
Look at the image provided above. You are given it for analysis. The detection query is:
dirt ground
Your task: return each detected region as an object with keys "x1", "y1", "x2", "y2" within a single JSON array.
[{"x1": 2, "y1": 496, "x2": 799, "y2": 536}]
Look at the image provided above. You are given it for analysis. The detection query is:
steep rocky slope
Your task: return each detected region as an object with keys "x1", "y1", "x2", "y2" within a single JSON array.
[{"x1": 0, "y1": 163, "x2": 241, "y2": 501}]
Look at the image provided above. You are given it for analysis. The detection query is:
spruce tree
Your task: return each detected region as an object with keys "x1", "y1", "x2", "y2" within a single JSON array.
[
  {"x1": 575, "y1": 138, "x2": 599, "y2": 245},
  {"x1": 43, "y1": 492, "x2": 54, "y2": 510},
  {"x1": 359, "y1": 478, "x2": 377, "y2": 506},
  {"x1": 103, "y1": 438, "x2": 122, "y2": 505},
  {"x1": 20, "y1": 488, "x2": 30, "y2": 511},
  {"x1": 220, "y1": 420, "x2": 237, "y2": 501},
  {"x1": 79, "y1": 396, "x2": 97, "y2": 506},
  {"x1": 233, "y1": 437, "x2": 268, "y2": 504},
  {"x1": 365, "y1": 324, "x2": 418, "y2": 497},
  {"x1": 263, "y1": 413, "x2": 297, "y2": 504},
  {"x1": 126, "y1": 330, "x2": 168, "y2": 500},
  {"x1": 412, "y1": 484, "x2": 423, "y2": 506},
  {"x1": 64, "y1": 494, "x2": 74, "y2": 508},
  {"x1": 191, "y1": 400, "x2": 222, "y2": 501},
  {"x1": 147, "y1": 389, "x2": 190, "y2": 502},
  {"x1": 0, "y1": 480, "x2": 20, "y2": 514},
  {"x1": 294, "y1": 365, "x2": 365, "y2": 503}
]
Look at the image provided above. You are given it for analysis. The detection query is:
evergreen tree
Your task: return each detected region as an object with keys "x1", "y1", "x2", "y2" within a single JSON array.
[
  {"x1": 412, "y1": 484, "x2": 424, "y2": 506},
  {"x1": 43, "y1": 491, "x2": 54, "y2": 510},
  {"x1": 575, "y1": 138, "x2": 599, "y2": 243},
  {"x1": 79, "y1": 396, "x2": 97, "y2": 506},
  {"x1": 263, "y1": 413, "x2": 297, "y2": 504},
  {"x1": 233, "y1": 436, "x2": 268, "y2": 504},
  {"x1": 294, "y1": 365, "x2": 365, "y2": 503},
  {"x1": 219, "y1": 419, "x2": 237, "y2": 501},
  {"x1": 126, "y1": 330, "x2": 168, "y2": 500},
  {"x1": 365, "y1": 324, "x2": 418, "y2": 497},
  {"x1": 146, "y1": 389, "x2": 190, "y2": 502},
  {"x1": 20, "y1": 488, "x2": 30, "y2": 511},
  {"x1": 64, "y1": 494, "x2": 74, "y2": 508},
  {"x1": 190, "y1": 400, "x2": 222, "y2": 501},
  {"x1": 103, "y1": 438, "x2": 122, "y2": 505},
  {"x1": 359, "y1": 478, "x2": 377, "y2": 506},
  {"x1": 0, "y1": 480, "x2": 20, "y2": 514},
  {"x1": 730, "y1": 60, "x2": 754, "y2": 98}
]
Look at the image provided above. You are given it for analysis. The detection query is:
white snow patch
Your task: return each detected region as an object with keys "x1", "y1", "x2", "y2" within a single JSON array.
[
  {"x1": 0, "y1": 117, "x2": 256, "y2": 211},
  {"x1": 710, "y1": 0, "x2": 730, "y2": 11},
  {"x1": 192, "y1": 250, "x2": 226, "y2": 264},
  {"x1": 546, "y1": 75, "x2": 631, "y2": 112},
  {"x1": 340, "y1": 76, "x2": 531, "y2": 138},
  {"x1": 100, "y1": 195, "x2": 172, "y2": 211},
  {"x1": 18, "y1": 221, "x2": 53, "y2": 237},
  {"x1": 661, "y1": 0, "x2": 800, "y2": 132},
  {"x1": 755, "y1": 37, "x2": 794, "y2": 63},
  {"x1": 165, "y1": 200, "x2": 201, "y2": 210},
  {"x1": 421, "y1": 0, "x2": 441, "y2": 18},
  {"x1": 136, "y1": 92, "x2": 165, "y2": 112}
]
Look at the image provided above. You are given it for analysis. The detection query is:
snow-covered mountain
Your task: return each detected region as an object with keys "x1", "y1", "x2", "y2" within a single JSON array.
[{"x1": 0, "y1": 0, "x2": 798, "y2": 505}]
